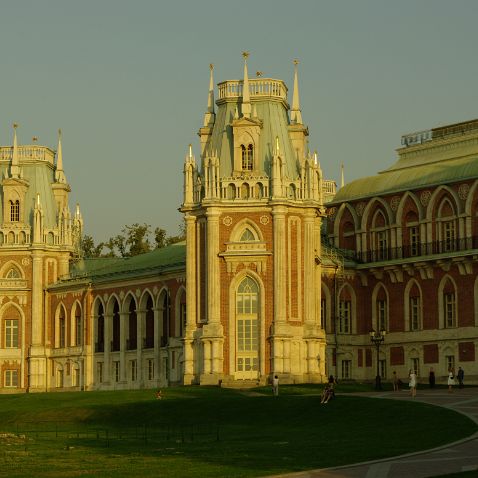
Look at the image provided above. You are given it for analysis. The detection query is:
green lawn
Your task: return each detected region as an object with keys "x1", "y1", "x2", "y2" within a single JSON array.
[{"x1": 0, "y1": 385, "x2": 476, "y2": 477}]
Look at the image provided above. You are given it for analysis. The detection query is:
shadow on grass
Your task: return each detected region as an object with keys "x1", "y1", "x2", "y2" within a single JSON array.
[{"x1": 1, "y1": 387, "x2": 477, "y2": 478}]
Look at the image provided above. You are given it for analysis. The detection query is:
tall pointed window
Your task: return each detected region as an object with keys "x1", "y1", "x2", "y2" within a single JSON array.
[
  {"x1": 10, "y1": 200, "x2": 20, "y2": 222},
  {"x1": 240, "y1": 228, "x2": 255, "y2": 242},
  {"x1": 236, "y1": 277, "x2": 259, "y2": 378},
  {"x1": 5, "y1": 319, "x2": 18, "y2": 348},
  {"x1": 444, "y1": 292, "x2": 456, "y2": 328},
  {"x1": 338, "y1": 300, "x2": 351, "y2": 333},
  {"x1": 59, "y1": 308, "x2": 66, "y2": 348},
  {"x1": 241, "y1": 144, "x2": 253, "y2": 171}
]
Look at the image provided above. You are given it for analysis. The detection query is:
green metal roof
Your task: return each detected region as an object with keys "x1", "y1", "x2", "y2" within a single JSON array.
[
  {"x1": 58, "y1": 241, "x2": 186, "y2": 285},
  {"x1": 210, "y1": 98, "x2": 299, "y2": 179},
  {"x1": 0, "y1": 162, "x2": 59, "y2": 228},
  {"x1": 331, "y1": 154, "x2": 478, "y2": 204}
]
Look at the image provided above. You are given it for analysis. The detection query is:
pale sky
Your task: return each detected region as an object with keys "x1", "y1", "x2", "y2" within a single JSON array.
[{"x1": 1, "y1": 0, "x2": 477, "y2": 241}]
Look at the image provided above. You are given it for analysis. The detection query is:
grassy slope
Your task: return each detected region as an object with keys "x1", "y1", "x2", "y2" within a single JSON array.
[{"x1": 0, "y1": 386, "x2": 476, "y2": 478}]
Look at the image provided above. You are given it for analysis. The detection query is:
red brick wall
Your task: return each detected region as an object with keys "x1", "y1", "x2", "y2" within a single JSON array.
[
  {"x1": 390, "y1": 346, "x2": 404, "y2": 365},
  {"x1": 459, "y1": 342, "x2": 475, "y2": 362},
  {"x1": 423, "y1": 344, "x2": 438, "y2": 363}
]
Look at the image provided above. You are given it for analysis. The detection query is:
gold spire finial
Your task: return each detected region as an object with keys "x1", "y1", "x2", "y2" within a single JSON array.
[
  {"x1": 256, "y1": 71, "x2": 263, "y2": 77},
  {"x1": 242, "y1": 51, "x2": 250, "y2": 60},
  {"x1": 32, "y1": 136, "x2": 38, "y2": 142},
  {"x1": 58, "y1": 128, "x2": 62, "y2": 138},
  {"x1": 293, "y1": 59, "x2": 299, "y2": 66},
  {"x1": 209, "y1": 63, "x2": 214, "y2": 71},
  {"x1": 13, "y1": 123, "x2": 18, "y2": 129}
]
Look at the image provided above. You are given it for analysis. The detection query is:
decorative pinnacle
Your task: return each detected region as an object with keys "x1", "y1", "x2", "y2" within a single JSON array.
[
  {"x1": 32, "y1": 136, "x2": 38, "y2": 142},
  {"x1": 58, "y1": 128, "x2": 62, "y2": 137},
  {"x1": 256, "y1": 71, "x2": 263, "y2": 77},
  {"x1": 242, "y1": 51, "x2": 250, "y2": 60},
  {"x1": 188, "y1": 144, "x2": 193, "y2": 159},
  {"x1": 13, "y1": 123, "x2": 18, "y2": 129},
  {"x1": 293, "y1": 59, "x2": 299, "y2": 66},
  {"x1": 209, "y1": 63, "x2": 214, "y2": 71}
]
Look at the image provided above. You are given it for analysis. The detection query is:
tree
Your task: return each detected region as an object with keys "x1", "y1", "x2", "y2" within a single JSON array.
[
  {"x1": 125, "y1": 223, "x2": 151, "y2": 256},
  {"x1": 154, "y1": 227, "x2": 167, "y2": 249},
  {"x1": 80, "y1": 235, "x2": 104, "y2": 258}
]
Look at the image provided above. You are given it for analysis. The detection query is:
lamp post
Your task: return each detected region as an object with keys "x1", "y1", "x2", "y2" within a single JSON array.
[{"x1": 369, "y1": 329, "x2": 386, "y2": 390}]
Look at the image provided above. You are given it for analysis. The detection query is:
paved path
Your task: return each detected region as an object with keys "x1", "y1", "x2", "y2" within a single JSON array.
[{"x1": 268, "y1": 388, "x2": 478, "y2": 478}]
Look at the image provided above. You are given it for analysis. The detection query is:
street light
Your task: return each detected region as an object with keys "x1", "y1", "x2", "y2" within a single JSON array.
[{"x1": 369, "y1": 329, "x2": 386, "y2": 390}]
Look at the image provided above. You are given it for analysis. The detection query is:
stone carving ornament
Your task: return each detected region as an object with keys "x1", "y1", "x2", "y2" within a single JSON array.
[
  {"x1": 355, "y1": 202, "x2": 366, "y2": 217},
  {"x1": 390, "y1": 195, "x2": 401, "y2": 211},
  {"x1": 458, "y1": 183, "x2": 470, "y2": 201},
  {"x1": 223, "y1": 216, "x2": 233, "y2": 226},
  {"x1": 420, "y1": 190, "x2": 431, "y2": 207},
  {"x1": 260, "y1": 215, "x2": 269, "y2": 225}
]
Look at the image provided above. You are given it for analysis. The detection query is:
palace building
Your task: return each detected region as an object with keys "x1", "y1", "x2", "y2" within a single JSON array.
[
  {"x1": 324, "y1": 119, "x2": 478, "y2": 384},
  {"x1": 1, "y1": 56, "x2": 477, "y2": 393}
]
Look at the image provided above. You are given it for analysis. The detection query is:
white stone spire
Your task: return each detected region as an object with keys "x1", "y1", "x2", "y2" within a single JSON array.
[
  {"x1": 10, "y1": 123, "x2": 20, "y2": 178},
  {"x1": 55, "y1": 129, "x2": 67, "y2": 184},
  {"x1": 341, "y1": 163, "x2": 345, "y2": 188},
  {"x1": 290, "y1": 60, "x2": 303, "y2": 125},
  {"x1": 241, "y1": 51, "x2": 251, "y2": 118},
  {"x1": 203, "y1": 64, "x2": 216, "y2": 127}
]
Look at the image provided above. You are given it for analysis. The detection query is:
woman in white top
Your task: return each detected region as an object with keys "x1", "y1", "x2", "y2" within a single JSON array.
[
  {"x1": 409, "y1": 369, "x2": 417, "y2": 397},
  {"x1": 447, "y1": 368, "x2": 455, "y2": 393}
]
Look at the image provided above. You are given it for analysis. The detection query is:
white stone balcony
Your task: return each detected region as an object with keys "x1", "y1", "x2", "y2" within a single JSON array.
[
  {"x1": 0, "y1": 145, "x2": 55, "y2": 164},
  {"x1": 217, "y1": 79, "x2": 288, "y2": 102}
]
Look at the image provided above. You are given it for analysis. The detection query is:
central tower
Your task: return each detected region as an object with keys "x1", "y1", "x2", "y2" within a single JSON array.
[{"x1": 181, "y1": 55, "x2": 326, "y2": 385}]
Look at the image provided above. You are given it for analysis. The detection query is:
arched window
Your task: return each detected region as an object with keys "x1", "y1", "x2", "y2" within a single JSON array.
[
  {"x1": 240, "y1": 228, "x2": 255, "y2": 242},
  {"x1": 443, "y1": 290, "x2": 456, "y2": 328},
  {"x1": 96, "y1": 303, "x2": 105, "y2": 352},
  {"x1": 236, "y1": 277, "x2": 259, "y2": 378},
  {"x1": 112, "y1": 301, "x2": 120, "y2": 351},
  {"x1": 5, "y1": 267, "x2": 21, "y2": 279},
  {"x1": 127, "y1": 299, "x2": 137, "y2": 350},
  {"x1": 75, "y1": 306, "x2": 82, "y2": 346},
  {"x1": 59, "y1": 307, "x2": 66, "y2": 348},
  {"x1": 407, "y1": 282, "x2": 422, "y2": 331},
  {"x1": 371, "y1": 210, "x2": 389, "y2": 261},
  {"x1": 241, "y1": 183, "x2": 250, "y2": 199},
  {"x1": 10, "y1": 200, "x2": 19, "y2": 222},
  {"x1": 241, "y1": 144, "x2": 253, "y2": 171},
  {"x1": 437, "y1": 198, "x2": 457, "y2": 253},
  {"x1": 144, "y1": 295, "x2": 154, "y2": 349}
]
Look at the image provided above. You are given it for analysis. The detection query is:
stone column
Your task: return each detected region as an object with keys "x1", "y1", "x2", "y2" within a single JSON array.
[
  {"x1": 200, "y1": 208, "x2": 224, "y2": 384},
  {"x1": 153, "y1": 307, "x2": 160, "y2": 386},
  {"x1": 104, "y1": 314, "x2": 111, "y2": 384},
  {"x1": 120, "y1": 312, "x2": 128, "y2": 383},
  {"x1": 29, "y1": 251, "x2": 47, "y2": 390},
  {"x1": 136, "y1": 309, "x2": 144, "y2": 386},
  {"x1": 183, "y1": 214, "x2": 197, "y2": 384}
]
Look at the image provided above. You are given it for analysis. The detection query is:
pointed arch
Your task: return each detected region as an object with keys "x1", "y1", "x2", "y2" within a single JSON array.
[
  {"x1": 123, "y1": 293, "x2": 137, "y2": 350},
  {"x1": 438, "y1": 274, "x2": 458, "y2": 329},
  {"x1": 157, "y1": 286, "x2": 170, "y2": 346},
  {"x1": 92, "y1": 296, "x2": 105, "y2": 353},
  {"x1": 0, "y1": 301, "x2": 24, "y2": 350},
  {"x1": 106, "y1": 295, "x2": 121, "y2": 352},
  {"x1": 71, "y1": 300, "x2": 83, "y2": 347},
  {"x1": 230, "y1": 218, "x2": 263, "y2": 242},
  {"x1": 337, "y1": 283, "x2": 357, "y2": 334},
  {"x1": 333, "y1": 203, "x2": 360, "y2": 243},
  {"x1": 371, "y1": 282, "x2": 389, "y2": 332},
  {"x1": 0, "y1": 260, "x2": 24, "y2": 279},
  {"x1": 361, "y1": 197, "x2": 393, "y2": 231},
  {"x1": 403, "y1": 279, "x2": 423, "y2": 332},
  {"x1": 396, "y1": 191, "x2": 423, "y2": 223},
  {"x1": 228, "y1": 270, "x2": 265, "y2": 379},
  {"x1": 426, "y1": 184, "x2": 462, "y2": 219},
  {"x1": 140, "y1": 289, "x2": 155, "y2": 349},
  {"x1": 55, "y1": 302, "x2": 67, "y2": 348}
]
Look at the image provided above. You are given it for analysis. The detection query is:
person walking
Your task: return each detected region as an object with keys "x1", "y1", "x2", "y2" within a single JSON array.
[
  {"x1": 409, "y1": 369, "x2": 417, "y2": 397},
  {"x1": 457, "y1": 367, "x2": 464, "y2": 389},
  {"x1": 392, "y1": 371, "x2": 400, "y2": 391},
  {"x1": 272, "y1": 375, "x2": 279, "y2": 397},
  {"x1": 447, "y1": 367, "x2": 455, "y2": 392},
  {"x1": 428, "y1": 367, "x2": 436, "y2": 388}
]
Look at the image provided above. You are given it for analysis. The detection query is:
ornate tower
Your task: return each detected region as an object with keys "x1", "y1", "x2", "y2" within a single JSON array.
[
  {"x1": 0, "y1": 126, "x2": 82, "y2": 392},
  {"x1": 181, "y1": 55, "x2": 326, "y2": 385}
]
